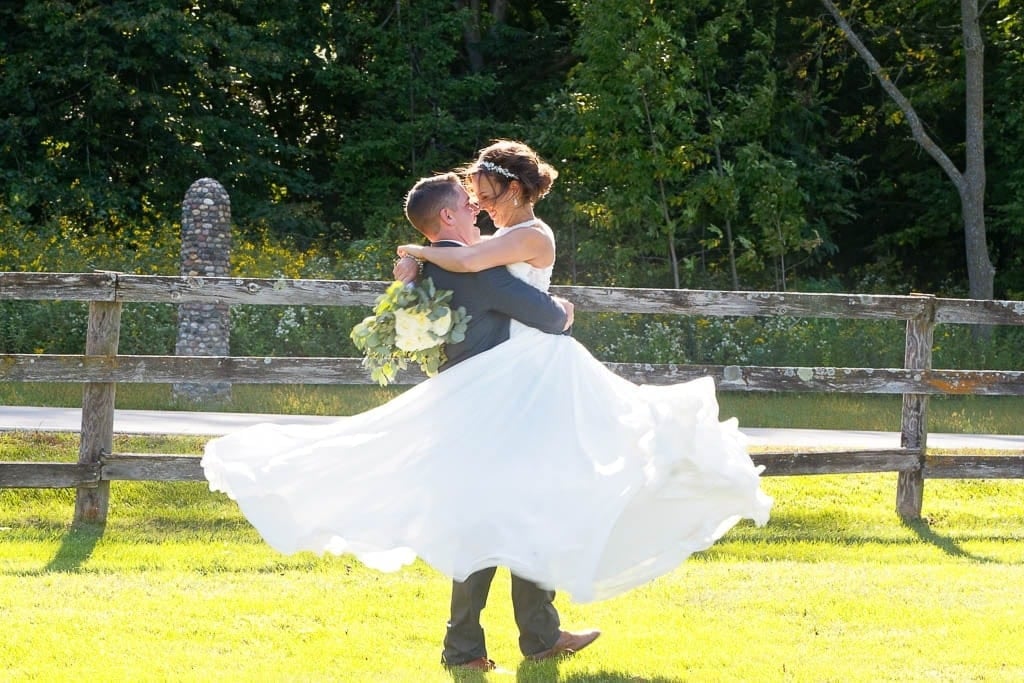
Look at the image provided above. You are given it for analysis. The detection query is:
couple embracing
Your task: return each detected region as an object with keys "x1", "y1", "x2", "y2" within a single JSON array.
[{"x1": 202, "y1": 140, "x2": 772, "y2": 672}]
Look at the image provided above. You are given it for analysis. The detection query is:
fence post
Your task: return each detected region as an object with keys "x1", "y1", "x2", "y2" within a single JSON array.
[
  {"x1": 74, "y1": 300, "x2": 122, "y2": 523},
  {"x1": 896, "y1": 293, "x2": 935, "y2": 520}
]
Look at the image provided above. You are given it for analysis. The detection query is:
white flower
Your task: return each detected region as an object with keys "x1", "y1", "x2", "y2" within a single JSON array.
[
  {"x1": 429, "y1": 309, "x2": 452, "y2": 336},
  {"x1": 394, "y1": 308, "x2": 439, "y2": 352}
]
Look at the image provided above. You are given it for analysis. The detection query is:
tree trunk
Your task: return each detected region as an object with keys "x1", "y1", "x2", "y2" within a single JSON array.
[
  {"x1": 820, "y1": 0, "x2": 994, "y2": 303},
  {"x1": 639, "y1": 89, "x2": 681, "y2": 288},
  {"x1": 489, "y1": 0, "x2": 508, "y2": 25},
  {"x1": 960, "y1": 0, "x2": 994, "y2": 301},
  {"x1": 713, "y1": 144, "x2": 740, "y2": 290},
  {"x1": 458, "y1": 0, "x2": 485, "y2": 74},
  {"x1": 776, "y1": 219, "x2": 787, "y2": 291}
]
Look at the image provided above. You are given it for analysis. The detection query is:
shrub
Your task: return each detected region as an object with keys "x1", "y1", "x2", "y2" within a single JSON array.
[
  {"x1": 2, "y1": 214, "x2": 1020, "y2": 371},
  {"x1": 571, "y1": 312, "x2": 906, "y2": 368}
]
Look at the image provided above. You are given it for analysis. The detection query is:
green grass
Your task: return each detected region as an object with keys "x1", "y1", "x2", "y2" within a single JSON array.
[
  {"x1": 0, "y1": 382, "x2": 408, "y2": 417},
  {"x1": 2, "y1": 382, "x2": 1023, "y2": 435},
  {"x1": 2, "y1": 433, "x2": 1024, "y2": 682}
]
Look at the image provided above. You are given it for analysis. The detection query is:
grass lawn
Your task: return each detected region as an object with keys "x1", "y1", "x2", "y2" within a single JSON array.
[{"x1": 2, "y1": 433, "x2": 1023, "y2": 682}]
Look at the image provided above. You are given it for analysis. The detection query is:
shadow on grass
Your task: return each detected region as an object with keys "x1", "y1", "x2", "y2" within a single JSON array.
[
  {"x1": 444, "y1": 659, "x2": 683, "y2": 683},
  {"x1": 719, "y1": 510, "x2": 1020, "y2": 556},
  {"x1": 110, "y1": 514, "x2": 259, "y2": 536},
  {"x1": 522, "y1": 670, "x2": 681, "y2": 683},
  {"x1": 901, "y1": 518, "x2": 1001, "y2": 563},
  {"x1": 448, "y1": 669, "x2": 681, "y2": 683},
  {"x1": 43, "y1": 521, "x2": 105, "y2": 572}
]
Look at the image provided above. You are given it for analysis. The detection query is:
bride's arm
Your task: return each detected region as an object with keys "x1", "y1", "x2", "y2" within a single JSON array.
[{"x1": 397, "y1": 228, "x2": 554, "y2": 272}]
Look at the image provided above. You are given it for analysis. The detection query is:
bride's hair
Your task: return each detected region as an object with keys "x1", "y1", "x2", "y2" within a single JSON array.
[
  {"x1": 404, "y1": 172, "x2": 461, "y2": 238},
  {"x1": 460, "y1": 140, "x2": 558, "y2": 205}
]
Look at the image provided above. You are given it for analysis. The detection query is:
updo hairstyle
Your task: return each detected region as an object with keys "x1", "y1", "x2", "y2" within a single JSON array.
[{"x1": 461, "y1": 139, "x2": 558, "y2": 205}]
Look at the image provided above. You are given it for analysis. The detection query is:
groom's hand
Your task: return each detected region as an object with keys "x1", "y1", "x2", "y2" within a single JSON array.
[
  {"x1": 553, "y1": 296, "x2": 574, "y2": 331},
  {"x1": 393, "y1": 254, "x2": 421, "y2": 284}
]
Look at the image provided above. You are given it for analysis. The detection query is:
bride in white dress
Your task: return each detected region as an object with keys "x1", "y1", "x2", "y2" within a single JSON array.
[{"x1": 202, "y1": 141, "x2": 772, "y2": 603}]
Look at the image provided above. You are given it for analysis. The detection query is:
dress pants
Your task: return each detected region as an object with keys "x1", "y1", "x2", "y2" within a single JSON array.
[{"x1": 441, "y1": 567, "x2": 561, "y2": 664}]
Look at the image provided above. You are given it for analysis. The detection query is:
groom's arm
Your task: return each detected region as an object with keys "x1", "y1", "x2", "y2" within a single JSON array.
[{"x1": 475, "y1": 267, "x2": 569, "y2": 334}]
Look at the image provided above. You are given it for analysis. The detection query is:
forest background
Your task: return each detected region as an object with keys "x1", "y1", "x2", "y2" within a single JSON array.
[{"x1": 2, "y1": 0, "x2": 1022, "y2": 372}]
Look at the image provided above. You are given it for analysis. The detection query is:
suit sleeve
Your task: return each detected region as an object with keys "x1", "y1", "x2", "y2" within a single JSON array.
[{"x1": 475, "y1": 268, "x2": 568, "y2": 334}]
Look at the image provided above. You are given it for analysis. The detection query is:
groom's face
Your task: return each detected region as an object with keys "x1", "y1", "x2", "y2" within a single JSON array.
[{"x1": 449, "y1": 185, "x2": 482, "y2": 245}]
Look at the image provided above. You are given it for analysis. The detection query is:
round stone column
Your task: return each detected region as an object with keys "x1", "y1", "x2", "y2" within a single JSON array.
[{"x1": 173, "y1": 178, "x2": 232, "y2": 403}]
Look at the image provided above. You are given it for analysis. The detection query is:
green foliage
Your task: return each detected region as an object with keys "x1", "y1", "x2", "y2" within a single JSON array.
[
  {"x1": 985, "y1": 3, "x2": 1024, "y2": 297},
  {"x1": 3, "y1": 0, "x2": 1024, "y2": 299},
  {"x1": 537, "y1": 0, "x2": 855, "y2": 290},
  {"x1": 0, "y1": 1, "x2": 571, "y2": 249},
  {"x1": 932, "y1": 324, "x2": 1024, "y2": 372},
  {"x1": 539, "y1": 0, "x2": 703, "y2": 286},
  {"x1": 0, "y1": 1, "x2": 316, "y2": 233},
  {"x1": 0, "y1": 215, "x2": 377, "y2": 357},
  {"x1": 3, "y1": 214, "x2": 1022, "y2": 376},
  {"x1": 227, "y1": 220, "x2": 415, "y2": 360},
  {"x1": 572, "y1": 311, "x2": 904, "y2": 369},
  {"x1": 801, "y1": 0, "x2": 1024, "y2": 297}
]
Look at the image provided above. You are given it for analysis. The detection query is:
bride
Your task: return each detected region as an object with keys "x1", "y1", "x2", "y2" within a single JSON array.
[{"x1": 202, "y1": 140, "x2": 772, "y2": 604}]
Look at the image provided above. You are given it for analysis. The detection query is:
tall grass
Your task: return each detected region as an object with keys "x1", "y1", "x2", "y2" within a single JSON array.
[{"x1": 2, "y1": 433, "x2": 1022, "y2": 682}]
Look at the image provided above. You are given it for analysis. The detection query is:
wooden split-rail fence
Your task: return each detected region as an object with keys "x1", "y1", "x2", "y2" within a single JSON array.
[{"x1": 2, "y1": 271, "x2": 1023, "y2": 524}]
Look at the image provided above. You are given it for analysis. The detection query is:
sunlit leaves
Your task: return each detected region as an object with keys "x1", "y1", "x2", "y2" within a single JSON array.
[{"x1": 540, "y1": 0, "x2": 846, "y2": 290}]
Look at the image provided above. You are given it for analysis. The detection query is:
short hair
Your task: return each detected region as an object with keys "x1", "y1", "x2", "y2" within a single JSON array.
[{"x1": 404, "y1": 172, "x2": 461, "y2": 239}]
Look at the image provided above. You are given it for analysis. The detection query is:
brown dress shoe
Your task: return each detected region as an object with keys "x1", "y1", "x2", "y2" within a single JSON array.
[
  {"x1": 447, "y1": 656, "x2": 497, "y2": 671},
  {"x1": 528, "y1": 629, "x2": 601, "y2": 661}
]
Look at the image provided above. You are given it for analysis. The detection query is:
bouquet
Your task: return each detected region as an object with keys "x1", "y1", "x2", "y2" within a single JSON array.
[{"x1": 350, "y1": 278, "x2": 471, "y2": 386}]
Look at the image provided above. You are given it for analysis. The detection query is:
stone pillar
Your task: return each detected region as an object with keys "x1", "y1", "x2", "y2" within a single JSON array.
[{"x1": 173, "y1": 178, "x2": 232, "y2": 404}]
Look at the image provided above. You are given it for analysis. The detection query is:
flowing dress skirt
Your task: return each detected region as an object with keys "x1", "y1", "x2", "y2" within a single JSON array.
[{"x1": 202, "y1": 328, "x2": 772, "y2": 603}]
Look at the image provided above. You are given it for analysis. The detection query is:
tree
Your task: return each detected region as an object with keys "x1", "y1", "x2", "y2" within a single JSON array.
[
  {"x1": 539, "y1": 0, "x2": 846, "y2": 290},
  {"x1": 0, "y1": 1, "x2": 318, "y2": 234},
  {"x1": 980, "y1": 2, "x2": 1024, "y2": 298},
  {"x1": 0, "y1": 1, "x2": 577, "y2": 249},
  {"x1": 820, "y1": 0, "x2": 994, "y2": 301}
]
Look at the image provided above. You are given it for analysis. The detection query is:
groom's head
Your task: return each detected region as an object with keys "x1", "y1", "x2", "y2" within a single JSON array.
[{"x1": 405, "y1": 173, "x2": 480, "y2": 244}]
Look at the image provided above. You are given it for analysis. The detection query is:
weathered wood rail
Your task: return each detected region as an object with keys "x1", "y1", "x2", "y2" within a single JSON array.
[{"x1": 3, "y1": 271, "x2": 1023, "y2": 523}]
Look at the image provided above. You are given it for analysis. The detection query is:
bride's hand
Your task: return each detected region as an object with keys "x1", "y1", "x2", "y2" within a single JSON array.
[{"x1": 397, "y1": 244, "x2": 425, "y2": 259}]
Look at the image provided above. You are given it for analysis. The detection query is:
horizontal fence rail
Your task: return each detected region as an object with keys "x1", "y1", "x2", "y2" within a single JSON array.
[
  {"x1": 5, "y1": 450, "x2": 1021, "y2": 491},
  {"x1": 4, "y1": 271, "x2": 1024, "y2": 325},
  {"x1": 3, "y1": 354, "x2": 1024, "y2": 395},
  {"x1": 2, "y1": 272, "x2": 1023, "y2": 523}
]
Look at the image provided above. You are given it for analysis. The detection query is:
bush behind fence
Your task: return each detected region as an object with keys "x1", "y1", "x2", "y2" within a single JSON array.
[{"x1": 4, "y1": 298, "x2": 1024, "y2": 373}]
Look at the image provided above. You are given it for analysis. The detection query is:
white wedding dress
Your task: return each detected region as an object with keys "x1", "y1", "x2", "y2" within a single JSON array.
[{"x1": 202, "y1": 225, "x2": 772, "y2": 603}]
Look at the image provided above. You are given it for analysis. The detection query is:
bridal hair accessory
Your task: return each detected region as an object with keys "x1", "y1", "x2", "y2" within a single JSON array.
[
  {"x1": 475, "y1": 160, "x2": 517, "y2": 180},
  {"x1": 351, "y1": 278, "x2": 471, "y2": 386}
]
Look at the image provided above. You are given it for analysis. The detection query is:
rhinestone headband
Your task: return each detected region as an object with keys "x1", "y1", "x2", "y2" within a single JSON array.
[{"x1": 475, "y1": 160, "x2": 517, "y2": 180}]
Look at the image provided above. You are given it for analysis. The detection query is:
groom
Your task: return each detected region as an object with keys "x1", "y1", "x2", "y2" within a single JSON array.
[{"x1": 397, "y1": 172, "x2": 601, "y2": 671}]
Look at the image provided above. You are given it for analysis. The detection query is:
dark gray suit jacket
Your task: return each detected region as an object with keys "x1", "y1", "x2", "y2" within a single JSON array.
[{"x1": 424, "y1": 241, "x2": 567, "y2": 370}]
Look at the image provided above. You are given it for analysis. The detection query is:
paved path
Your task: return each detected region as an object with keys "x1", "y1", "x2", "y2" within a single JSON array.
[{"x1": 3, "y1": 405, "x2": 1022, "y2": 450}]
